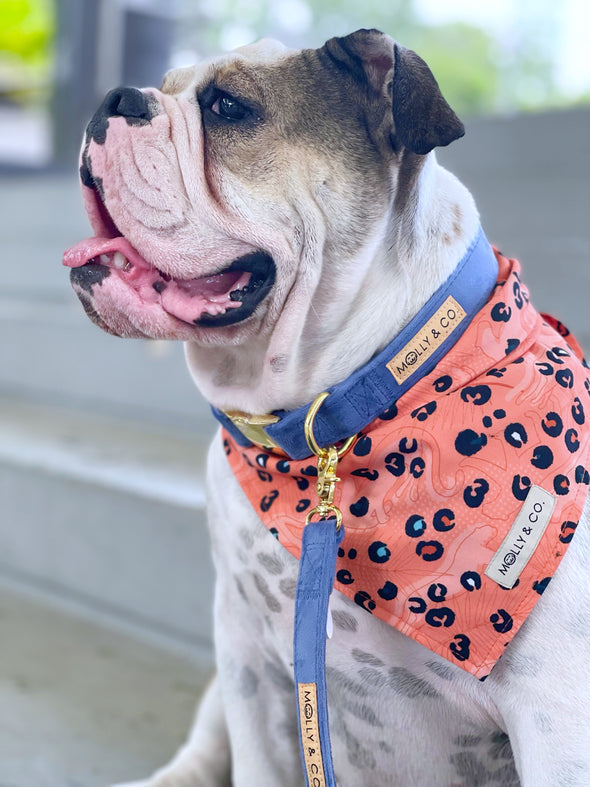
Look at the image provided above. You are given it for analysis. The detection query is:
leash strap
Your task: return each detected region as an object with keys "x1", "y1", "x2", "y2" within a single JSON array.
[{"x1": 294, "y1": 517, "x2": 345, "y2": 787}]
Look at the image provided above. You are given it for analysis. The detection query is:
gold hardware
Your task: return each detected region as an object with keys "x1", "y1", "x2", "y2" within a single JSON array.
[
  {"x1": 304, "y1": 392, "x2": 357, "y2": 530},
  {"x1": 223, "y1": 410, "x2": 281, "y2": 451}
]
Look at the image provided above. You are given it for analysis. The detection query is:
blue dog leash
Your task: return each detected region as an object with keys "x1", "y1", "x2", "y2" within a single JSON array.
[
  {"x1": 294, "y1": 515, "x2": 344, "y2": 787},
  {"x1": 293, "y1": 397, "x2": 356, "y2": 787}
]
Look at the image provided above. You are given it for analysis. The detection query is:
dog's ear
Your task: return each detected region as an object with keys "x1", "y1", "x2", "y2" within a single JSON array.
[{"x1": 321, "y1": 29, "x2": 464, "y2": 155}]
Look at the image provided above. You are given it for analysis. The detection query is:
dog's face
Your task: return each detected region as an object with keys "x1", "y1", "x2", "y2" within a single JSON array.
[{"x1": 65, "y1": 31, "x2": 463, "y2": 356}]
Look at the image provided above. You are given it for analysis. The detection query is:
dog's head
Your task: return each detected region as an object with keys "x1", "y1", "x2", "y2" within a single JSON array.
[{"x1": 64, "y1": 29, "x2": 465, "y2": 409}]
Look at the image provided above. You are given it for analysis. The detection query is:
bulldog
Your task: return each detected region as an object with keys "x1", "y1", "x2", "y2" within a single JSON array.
[{"x1": 63, "y1": 30, "x2": 590, "y2": 787}]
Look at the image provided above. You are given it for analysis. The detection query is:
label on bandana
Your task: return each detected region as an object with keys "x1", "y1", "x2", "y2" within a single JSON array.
[
  {"x1": 387, "y1": 295, "x2": 467, "y2": 383},
  {"x1": 224, "y1": 250, "x2": 590, "y2": 679},
  {"x1": 485, "y1": 486, "x2": 556, "y2": 589}
]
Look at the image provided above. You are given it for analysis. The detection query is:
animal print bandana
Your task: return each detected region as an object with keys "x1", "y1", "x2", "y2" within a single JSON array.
[{"x1": 223, "y1": 249, "x2": 590, "y2": 678}]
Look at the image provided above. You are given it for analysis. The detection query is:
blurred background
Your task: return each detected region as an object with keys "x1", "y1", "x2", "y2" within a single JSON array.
[{"x1": 0, "y1": 1, "x2": 588, "y2": 785}]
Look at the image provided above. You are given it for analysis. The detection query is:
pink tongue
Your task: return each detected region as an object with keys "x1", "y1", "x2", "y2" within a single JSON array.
[
  {"x1": 63, "y1": 236, "x2": 149, "y2": 269},
  {"x1": 63, "y1": 235, "x2": 249, "y2": 323},
  {"x1": 176, "y1": 271, "x2": 243, "y2": 297}
]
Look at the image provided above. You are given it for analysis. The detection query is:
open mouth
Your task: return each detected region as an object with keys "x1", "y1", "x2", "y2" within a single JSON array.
[{"x1": 63, "y1": 181, "x2": 275, "y2": 328}]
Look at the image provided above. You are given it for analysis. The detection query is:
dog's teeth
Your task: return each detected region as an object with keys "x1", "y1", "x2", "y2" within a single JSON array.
[
  {"x1": 99, "y1": 253, "x2": 111, "y2": 264},
  {"x1": 123, "y1": 261, "x2": 133, "y2": 272},
  {"x1": 113, "y1": 251, "x2": 127, "y2": 270}
]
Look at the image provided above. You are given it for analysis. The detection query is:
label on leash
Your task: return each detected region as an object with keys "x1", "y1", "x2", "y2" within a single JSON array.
[
  {"x1": 386, "y1": 296, "x2": 467, "y2": 384},
  {"x1": 298, "y1": 682, "x2": 326, "y2": 787},
  {"x1": 485, "y1": 485, "x2": 556, "y2": 589}
]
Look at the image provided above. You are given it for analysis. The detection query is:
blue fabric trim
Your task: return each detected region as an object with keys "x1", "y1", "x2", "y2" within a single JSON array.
[
  {"x1": 294, "y1": 518, "x2": 344, "y2": 787},
  {"x1": 214, "y1": 228, "x2": 499, "y2": 459}
]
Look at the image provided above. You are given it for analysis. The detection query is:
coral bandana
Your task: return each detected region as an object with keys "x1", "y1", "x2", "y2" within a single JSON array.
[{"x1": 223, "y1": 250, "x2": 590, "y2": 678}]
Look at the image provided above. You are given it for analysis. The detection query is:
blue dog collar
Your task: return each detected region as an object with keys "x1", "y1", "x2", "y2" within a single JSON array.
[{"x1": 214, "y1": 228, "x2": 499, "y2": 458}]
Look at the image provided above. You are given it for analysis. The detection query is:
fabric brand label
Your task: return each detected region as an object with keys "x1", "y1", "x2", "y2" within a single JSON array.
[
  {"x1": 386, "y1": 295, "x2": 467, "y2": 384},
  {"x1": 485, "y1": 486, "x2": 556, "y2": 589},
  {"x1": 297, "y1": 682, "x2": 326, "y2": 787}
]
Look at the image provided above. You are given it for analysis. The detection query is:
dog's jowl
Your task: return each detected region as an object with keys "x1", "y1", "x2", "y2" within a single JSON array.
[{"x1": 64, "y1": 29, "x2": 590, "y2": 787}]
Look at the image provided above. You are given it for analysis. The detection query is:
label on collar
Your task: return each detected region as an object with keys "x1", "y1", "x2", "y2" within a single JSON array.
[
  {"x1": 485, "y1": 486, "x2": 556, "y2": 589},
  {"x1": 298, "y1": 682, "x2": 326, "y2": 786},
  {"x1": 386, "y1": 295, "x2": 467, "y2": 383}
]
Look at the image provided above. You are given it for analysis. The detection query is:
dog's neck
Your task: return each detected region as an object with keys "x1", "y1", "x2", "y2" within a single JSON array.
[{"x1": 185, "y1": 154, "x2": 480, "y2": 415}]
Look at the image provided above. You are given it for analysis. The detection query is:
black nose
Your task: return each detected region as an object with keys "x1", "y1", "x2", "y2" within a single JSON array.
[{"x1": 86, "y1": 87, "x2": 156, "y2": 145}]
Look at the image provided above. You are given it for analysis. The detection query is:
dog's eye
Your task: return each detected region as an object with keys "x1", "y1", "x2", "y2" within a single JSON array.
[{"x1": 210, "y1": 92, "x2": 250, "y2": 121}]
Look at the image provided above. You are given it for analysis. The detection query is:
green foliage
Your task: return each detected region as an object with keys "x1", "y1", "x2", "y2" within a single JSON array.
[{"x1": 0, "y1": 0, "x2": 55, "y2": 99}]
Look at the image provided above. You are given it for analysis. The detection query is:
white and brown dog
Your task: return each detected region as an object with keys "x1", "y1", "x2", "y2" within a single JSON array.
[{"x1": 64, "y1": 30, "x2": 590, "y2": 787}]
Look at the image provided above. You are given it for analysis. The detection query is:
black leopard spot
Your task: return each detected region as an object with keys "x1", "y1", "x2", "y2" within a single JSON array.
[
  {"x1": 542, "y1": 412, "x2": 563, "y2": 437},
  {"x1": 455, "y1": 429, "x2": 488, "y2": 456},
  {"x1": 576, "y1": 465, "x2": 590, "y2": 485},
  {"x1": 293, "y1": 476, "x2": 310, "y2": 491},
  {"x1": 425, "y1": 607, "x2": 456, "y2": 628},
  {"x1": 464, "y1": 478, "x2": 490, "y2": 508},
  {"x1": 416, "y1": 540, "x2": 444, "y2": 562},
  {"x1": 270, "y1": 527, "x2": 279, "y2": 540},
  {"x1": 461, "y1": 385, "x2": 492, "y2": 405},
  {"x1": 536, "y1": 362, "x2": 554, "y2": 376},
  {"x1": 491, "y1": 303, "x2": 512, "y2": 323},
  {"x1": 405, "y1": 514, "x2": 427, "y2": 538},
  {"x1": 504, "y1": 423, "x2": 528, "y2": 448},
  {"x1": 505, "y1": 338, "x2": 520, "y2": 355},
  {"x1": 512, "y1": 475, "x2": 532, "y2": 501},
  {"x1": 411, "y1": 401, "x2": 437, "y2": 422},
  {"x1": 531, "y1": 445, "x2": 554, "y2": 469},
  {"x1": 483, "y1": 416, "x2": 493, "y2": 428},
  {"x1": 385, "y1": 452, "x2": 405, "y2": 476},
  {"x1": 572, "y1": 397, "x2": 586, "y2": 425},
  {"x1": 546, "y1": 348, "x2": 567, "y2": 365},
  {"x1": 354, "y1": 591, "x2": 376, "y2": 613},
  {"x1": 276, "y1": 459, "x2": 291, "y2": 473},
  {"x1": 565, "y1": 428, "x2": 580, "y2": 453},
  {"x1": 410, "y1": 457, "x2": 426, "y2": 478},
  {"x1": 450, "y1": 634, "x2": 471, "y2": 661},
  {"x1": 379, "y1": 404, "x2": 398, "y2": 420},
  {"x1": 460, "y1": 571, "x2": 482, "y2": 591},
  {"x1": 351, "y1": 468, "x2": 379, "y2": 481},
  {"x1": 260, "y1": 490, "x2": 279, "y2": 512},
  {"x1": 559, "y1": 521, "x2": 577, "y2": 544},
  {"x1": 408, "y1": 597, "x2": 427, "y2": 614},
  {"x1": 353, "y1": 434, "x2": 372, "y2": 457},
  {"x1": 494, "y1": 409, "x2": 507, "y2": 419},
  {"x1": 553, "y1": 474, "x2": 570, "y2": 495},
  {"x1": 257, "y1": 470, "x2": 273, "y2": 482},
  {"x1": 433, "y1": 508, "x2": 455, "y2": 532},
  {"x1": 223, "y1": 438, "x2": 231, "y2": 456},
  {"x1": 399, "y1": 437, "x2": 418, "y2": 454},
  {"x1": 256, "y1": 453, "x2": 269, "y2": 467},
  {"x1": 487, "y1": 368, "x2": 506, "y2": 378},
  {"x1": 427, "y1": 583, "x2": 448, "y2": 602},
  {"x1": 350, "y1": 497, "x2": 369, "y2": 517},
  {"x1": 300, "y1": 465, "x2": 317, "y2": 477},
  {"x1": 490, "y1": 609, "x2": 513, "y2": 633},
  {"x1": 337, "y1": 569, "x2": 354, "y2": 585},
  {"x1": 434, "y1": 375, "x2": 453, "y2": 392},
  {"x1": 296, "y1": 499, "x2": 310, "y2": 513},
  {"x1": 555, "y1": 368, "x2": 574, "y2": 389},
  {"x1": 378, "y1": 581, "x2": 398, "y2": 601},
  {"x1": 533, "y1": 577, "x2": 551, "y2": 595},
  {"x1": 368, "y1": 541, "x2": 391, "y2": 563}
]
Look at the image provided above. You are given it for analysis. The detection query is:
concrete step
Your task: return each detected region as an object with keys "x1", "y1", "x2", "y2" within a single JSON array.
[
  {"x1": 0, "y1": 585, "x2": 210, "y2": 787},
  {"x1": 0, "y1": 393, "x2": 216, "y2": 658}
]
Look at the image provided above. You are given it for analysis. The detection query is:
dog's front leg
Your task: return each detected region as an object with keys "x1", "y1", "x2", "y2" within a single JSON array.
[{"x1": 110, "y1": 675, "x2": 231, "y2": 787}]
